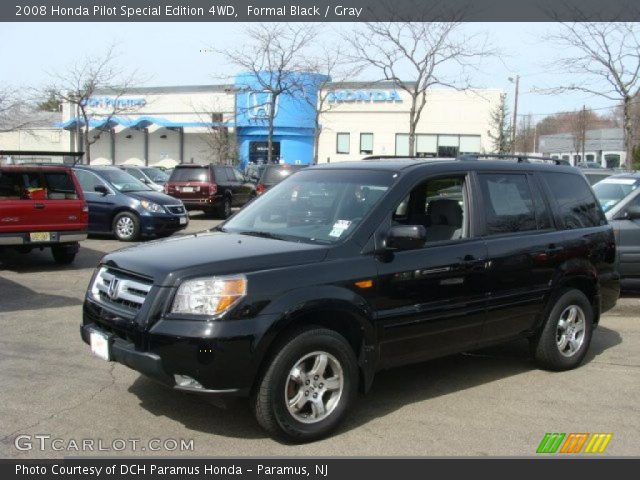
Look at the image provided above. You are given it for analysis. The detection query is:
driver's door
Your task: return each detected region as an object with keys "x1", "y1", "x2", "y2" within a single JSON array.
[
  {"x1": 73, "y1": 170, "x2": 116, "y2": 233},
  {"x1": 615, "y1": 193, "x2": 640, "y2": 277},
  {"x1": 373, "y1": 173, "x2": 489, "y2": 368}
]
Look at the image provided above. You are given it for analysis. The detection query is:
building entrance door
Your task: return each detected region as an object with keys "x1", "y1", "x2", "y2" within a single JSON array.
[{"x1": 249, "y1": 141, "x2": 281, "y2": 164}]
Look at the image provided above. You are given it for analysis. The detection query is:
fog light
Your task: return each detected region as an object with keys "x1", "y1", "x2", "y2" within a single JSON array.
[{"x1": 174, "y1": 374, "x2": 203, "y2": 389}]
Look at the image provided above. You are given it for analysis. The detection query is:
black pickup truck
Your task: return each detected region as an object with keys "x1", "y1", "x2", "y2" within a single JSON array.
[{"x1": 81, "y1": 158, "x2": 619, "y2": 441}]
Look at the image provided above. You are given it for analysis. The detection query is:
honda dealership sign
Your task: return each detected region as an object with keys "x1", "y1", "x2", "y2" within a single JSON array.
[{"x1": 327, "y1": 90, "x2": 402, "y2": 103}]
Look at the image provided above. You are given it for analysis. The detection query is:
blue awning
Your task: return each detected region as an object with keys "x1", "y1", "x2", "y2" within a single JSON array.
[{"x1": 58, "y1": 116, "x2": 231, "y2": 130}]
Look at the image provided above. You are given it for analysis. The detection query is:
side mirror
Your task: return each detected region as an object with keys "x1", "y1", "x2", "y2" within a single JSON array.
[
  {"x1": 625, "y1": 206, "x2": 640, "y2": 220},
  {"x1": 94, "y1": 185, "x2": 109, "y2": 195},
  {"x1": 386, "y1": 225, "x2": 426, "y2": 251}
]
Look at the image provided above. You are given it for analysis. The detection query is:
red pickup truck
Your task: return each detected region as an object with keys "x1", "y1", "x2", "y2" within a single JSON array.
[{"x1": 0, "y1": 164, "x2": 88, "y2": 264}]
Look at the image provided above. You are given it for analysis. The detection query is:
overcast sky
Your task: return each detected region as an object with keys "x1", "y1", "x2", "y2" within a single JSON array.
[{"x1": 0, "y1": 22, "x2": 620, "y2": 120}]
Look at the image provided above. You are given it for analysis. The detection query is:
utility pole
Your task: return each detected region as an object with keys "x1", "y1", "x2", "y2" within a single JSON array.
[{"x1": 509, "y1": 75, "x2": 520, "y2": 154}]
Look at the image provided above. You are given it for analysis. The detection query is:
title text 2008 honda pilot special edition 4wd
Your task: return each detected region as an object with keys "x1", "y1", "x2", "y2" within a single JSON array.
[{"x1": 81, "y1": 159, "x2": 619, "y2": 441}]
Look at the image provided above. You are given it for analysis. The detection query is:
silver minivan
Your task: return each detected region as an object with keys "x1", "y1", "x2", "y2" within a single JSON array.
[{"x1": 593, "y1": 174, "x2": 640, "y2": 286}]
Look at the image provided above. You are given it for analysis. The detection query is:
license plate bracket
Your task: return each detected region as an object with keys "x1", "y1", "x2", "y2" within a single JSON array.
[{"x1": 89, "y1": 329, "x2": 112, "y2": 361}]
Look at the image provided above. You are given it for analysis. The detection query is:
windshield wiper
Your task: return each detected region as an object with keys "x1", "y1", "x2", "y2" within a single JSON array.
[{"x1": 236, "y1": 230, "x2": 286, "y2": 241}]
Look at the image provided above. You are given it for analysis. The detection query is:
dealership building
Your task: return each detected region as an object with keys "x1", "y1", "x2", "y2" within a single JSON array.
[{"x1": 3, "y1": 73, "x2": 502, "y2": 167}]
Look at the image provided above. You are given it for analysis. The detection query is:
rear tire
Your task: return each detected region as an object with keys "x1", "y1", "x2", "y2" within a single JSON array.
[
  {"x1": 532, "y1": 289, "x2": 594, "y2": 371},
  {"x1": 252, "y1": 327, "x2": 358, "y2": 442},
  {"x1": 112, "y1": 212, "x2": 140, "y2": 241},
  {"x1": 217, "y1": 196, "x2": 232, "y2": 219},
  {"x1": 51, "y1": 243, "x2": 78, "y2": 264}
]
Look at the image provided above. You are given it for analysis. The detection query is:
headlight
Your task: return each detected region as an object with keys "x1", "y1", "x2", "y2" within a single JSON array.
[
  {"x1": 140, "y1": 200, "x2": 165, "y2": 213},
  {"x1": 171, "y1": 275, "x2": 247, "y2": 316}
]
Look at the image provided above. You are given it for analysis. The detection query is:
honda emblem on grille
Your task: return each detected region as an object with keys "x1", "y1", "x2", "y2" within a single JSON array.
[{"x1": 108, "y1": 278, "x2": 120, "y2": 300}]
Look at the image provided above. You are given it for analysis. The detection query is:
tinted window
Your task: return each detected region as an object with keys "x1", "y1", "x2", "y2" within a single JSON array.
[
  {"x1": 531, "y1": 177, "x2": 552, "y2": 230},
  {"x1": 0, "y1": 171, "x2": 44, "y2": 200},
  {"x1": 170, "y1": 167, "x2": 210, "y2": 182},
  {"x1": 214, "y1": 167, "x2": 229, "y2": 182},
  {"x1": 478, "y1": 173, "x2": 537, "y2": 235},
  {"x1": 262, "y1": 165, "x2": 306, "y2": 184},
  {"x1": 543, "y1": 173, "x2": 606, "y2": 228},
  {"x1": 44, "y1": 172, "x2": 79, "y2": 200}
]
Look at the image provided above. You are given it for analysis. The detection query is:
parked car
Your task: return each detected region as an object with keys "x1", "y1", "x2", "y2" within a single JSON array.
[
  {"x1": 165, "y1": 164, "x2": 256, "y2": 218},
  {"x1": 119, "y1": 166, "x2": 169, "y2": 192},
  {"x1": 256, "y1": 163, "x2": 307, "y2": 195},
  {"x1": 0, "y1": 164, "x2": 87, "y2": 264},
  {"x1": 578, "y1": 161, "x2": 604, "y2": 169},
  {"x1": 72, "y1": 165, "x2": 188, "y2": 241},
  {"x1": 81, "y1": 158, "x2": 619, "y2": 441},
  {"x1": 244, "y1": 163, "x2": 266, "y2": 184},
  {"x1": 592, "y1": 173, "x2": 640, "y2": 286},
  {"x1": 582, "y1": 168, "x2": 616, "y2": 186}
]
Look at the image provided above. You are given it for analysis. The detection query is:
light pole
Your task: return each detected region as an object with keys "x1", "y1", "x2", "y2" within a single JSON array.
[{"x1": 509, "y1": 75, "x2": 520, "y2": 154}]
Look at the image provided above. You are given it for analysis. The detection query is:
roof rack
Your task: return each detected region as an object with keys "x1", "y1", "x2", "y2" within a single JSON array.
[
  {"x1": 0, "y1": 150, "x2": 85, "y2": 166},
  {"x1": 457, "y1": 154, "x2": 570, "y2": 166}
]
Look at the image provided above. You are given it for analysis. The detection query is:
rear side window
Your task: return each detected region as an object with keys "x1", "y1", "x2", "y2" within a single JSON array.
[
  {"x1": 43, "y1": 172, "x2": 79, "y2": 200},
  {"x1": 170, "y1": 167, "x2": 209, "y2": 182},
  {"x1": 542, "y1": 173, "x2": 606, "y2": 229},
  {"x1": 478, "y1": 173, "x2": 537, "y2": 235}
]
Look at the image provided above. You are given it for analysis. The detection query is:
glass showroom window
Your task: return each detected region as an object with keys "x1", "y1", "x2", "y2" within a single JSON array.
[
  {"x1": 337, "y1": 133, "x2": 350, "y2": 154},
  {"x1": 360, "y1": 133, "x2": 374, "y2": 155},
  {"x1": 395, "y1": 134, "x2": 410, "y2": 156}
]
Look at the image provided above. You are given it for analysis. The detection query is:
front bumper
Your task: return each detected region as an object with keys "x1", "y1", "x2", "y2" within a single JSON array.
[
  {"x1": 81, "y1": 298, "x2": 278, "y2": 396},
  {"x1": 139, "y1": 214, "x2": 188, "y2": 235}
]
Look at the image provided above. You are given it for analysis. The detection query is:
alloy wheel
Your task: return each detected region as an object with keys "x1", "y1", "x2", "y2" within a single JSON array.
[{"x1": 556, "y1": 305, "x2": 586, "y2": 357}]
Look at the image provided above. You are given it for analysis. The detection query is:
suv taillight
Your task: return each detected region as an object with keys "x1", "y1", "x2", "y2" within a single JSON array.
[{"x1": 256, "y1": 183, "x2": 266, "y2": 195}]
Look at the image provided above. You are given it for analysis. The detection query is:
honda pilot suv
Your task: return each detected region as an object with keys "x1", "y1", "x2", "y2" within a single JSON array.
[
  {"x1": 1, "y1": 164, "x2": 87, "y2": 264},
  {"x1": 81, "y1": 159, "x2": 619, "y2": 441},
  {"x1": 165, "y1": 164, "x2": 256, "y2": 218}
]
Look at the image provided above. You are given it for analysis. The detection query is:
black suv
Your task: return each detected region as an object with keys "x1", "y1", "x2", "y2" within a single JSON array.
[
  {"x1": 81, "y1": 159, "x2": 619, "y2": 441},
  {"x1": 165, "y1": 164, "x2": 256, "y2": 218}
]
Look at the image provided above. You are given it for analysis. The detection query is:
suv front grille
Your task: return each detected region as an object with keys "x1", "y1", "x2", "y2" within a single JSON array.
[
  {"x1": 91, "y1": 267, "x2": 152, "y2": 313},
  {"x1": 166, "y1": 205, "x2": 186, "y2": 215}
]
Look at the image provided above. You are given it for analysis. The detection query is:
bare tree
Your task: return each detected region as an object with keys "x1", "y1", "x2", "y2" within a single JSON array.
[
  {"x1": 544, "y1": 22, "x2": 640, "y2": 168},
  {"x1": 345, "y1": 21, "x2": 493, "y2": 156},
  {"x1": 487, "y1": 93, "x2": 512, "y2": 153},
  {"x1": 302, "y1": 46, "x2": 364, "y2": 164},
  {"x1": 569, "y1": 106, "x2": 592, "y2": 162},
  {"x1": 44, "y1": 45, "x2": 141, "y2": 164},
  {"x1": 216, "y1": 24, "x2": 317, "y2": 164},
  {"x1": 0, "y1": 87, "x2": 33, "y2": 133}
]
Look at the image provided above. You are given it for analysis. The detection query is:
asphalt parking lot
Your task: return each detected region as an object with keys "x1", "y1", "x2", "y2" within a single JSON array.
[{"x1": 1, "y1": 212, "x2": 639, "y2": 458}]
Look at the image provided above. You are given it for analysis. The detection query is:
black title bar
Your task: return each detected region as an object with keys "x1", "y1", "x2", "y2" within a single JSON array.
[{"x1": 3, "y1": 0, "x2": 640, "y2": 22}]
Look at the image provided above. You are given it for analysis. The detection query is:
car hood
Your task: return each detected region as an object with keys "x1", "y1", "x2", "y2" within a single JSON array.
[
  {"x1": 102, "y1": 231, "x2": 329, "y2": 285},
  {"x1": 124, "y1": 190, "x2": 181, "y2": 205}
]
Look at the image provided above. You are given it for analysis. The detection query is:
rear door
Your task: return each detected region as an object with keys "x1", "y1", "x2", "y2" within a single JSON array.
[{"x1": 478, "y1": 171, "x2": 562, "y2": 342}]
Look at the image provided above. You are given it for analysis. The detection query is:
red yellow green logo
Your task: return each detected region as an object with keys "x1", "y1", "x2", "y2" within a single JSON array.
[{"x1": 537, "y1": 433, "x2": 613, "y2": 454}]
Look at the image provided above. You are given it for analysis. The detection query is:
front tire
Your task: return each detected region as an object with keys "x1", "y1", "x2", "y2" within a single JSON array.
[
  {"x1": 533, "y1": 289, "x2": 594, "y2": 371},
  {"x1": 112, "y1": 212, "x2": 140, "y2": 241},
  {"x1": 252, "y1": 327, "x2": 358, "y2": 442}
]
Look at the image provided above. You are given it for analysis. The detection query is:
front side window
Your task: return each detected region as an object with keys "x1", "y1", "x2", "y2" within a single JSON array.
[
  {"x1": 222, "y1": 169, "x2": 396, "y2": 244},
  {"x1": 393, "y1": 176, "x2": 467, "y2": 244},
  {"x1": 543, "y1": 172, "x2": 606, "y2": 228},
  {"x1": 478, "y1": 173, "x2": 537, "y2": 235},
  {"x1": 336, "y1": 133, "x2": 350, "y2": 154},
  {"x1": 74, "y1": 170, "x2": 109, "y2": 193},
  {"x1": 592, "y1": 177, "x2": 640, "y2": 213}
]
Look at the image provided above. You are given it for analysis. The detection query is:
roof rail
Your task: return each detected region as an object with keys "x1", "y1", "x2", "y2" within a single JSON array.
[{"x1": 457, "y1": 154, "x2": 569, "y2": 166}]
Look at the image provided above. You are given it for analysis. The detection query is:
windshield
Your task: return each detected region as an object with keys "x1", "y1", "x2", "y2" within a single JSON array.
[
  {"x1": 141, "y1": 167, "x2": 169, "y2": 183},
  {"x1": 222, "y1": 169, "x2": 396, "y2": 244},
  {"x1": 100, "y1": 169, "x2": 151, "y2": 192},
  {"x1": 593, "y1": 177, "x2": 640, "y2": 212}
]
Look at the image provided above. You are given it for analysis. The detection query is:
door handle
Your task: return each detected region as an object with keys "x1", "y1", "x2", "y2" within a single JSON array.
[
  {"x1": 460, "y1": 255, "x2": 486, "y2": 270},
  {"x1": 34, "y1": 203, "x2": 45, "y2": 209},
  {"x1": 546, "y1": 245, "x2": 564, "y2": 255}
]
